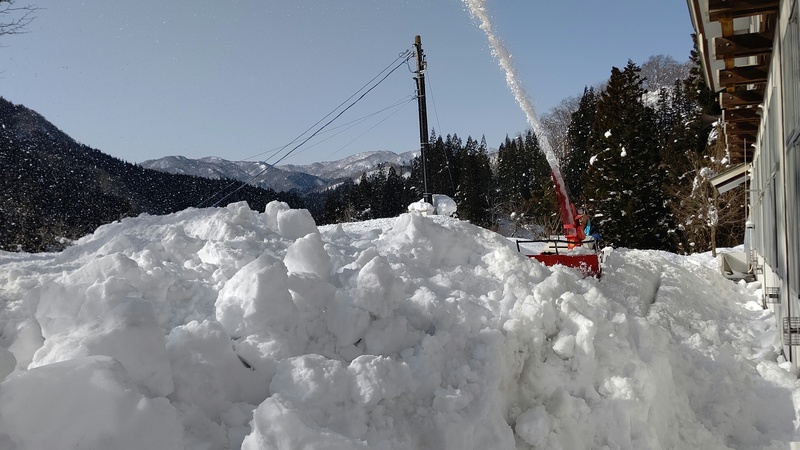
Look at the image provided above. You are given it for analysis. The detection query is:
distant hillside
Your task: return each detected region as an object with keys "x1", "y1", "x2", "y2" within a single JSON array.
[
  {"x1": 280, "y1": 150, "x2": 417, "y2": 180},
  {"x1": 140, "y1": 156, "x2": 329, "y2": 194},
  {"x1": 0, "y1": 98, "x2": 302, "y2": 252},
  {"x1": 141, "y1": 150, "x2": 418, "y2": 193}
]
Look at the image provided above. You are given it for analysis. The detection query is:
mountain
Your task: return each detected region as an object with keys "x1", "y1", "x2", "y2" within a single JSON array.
[
  {"x1": 141, "y1": 150, "x2": 418, "y2": 193},
  {"x1": 0, "y1": 98, "x2": 301, "y2": 252},
  {"x1": 280, "y1": 150, "x2": 417, "y2": 180},
  {"x1": 139, "y1": 156, "x2": 328, "y2": 194}
]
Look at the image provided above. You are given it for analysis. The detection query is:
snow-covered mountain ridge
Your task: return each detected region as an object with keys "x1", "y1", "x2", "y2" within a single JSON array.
[{"x1": 141, "y1": 150, "x2": 419, "y2": 193}]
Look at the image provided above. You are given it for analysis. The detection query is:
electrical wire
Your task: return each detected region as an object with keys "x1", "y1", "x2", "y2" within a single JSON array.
[
  {"x1": 289, "y1": 96, "x2": 415, "y2": 158},
  {"x1": 425, "y1": 70, "x2": 456, "y2": 196},
  {"x1": 198, "y1": 50, "x2": 413, "y2": 208},
  {"x1": 323, "y1": 96, "x2": 414, "y2": 160},
  {"x1": 195, "y1": 97, "x2": 412, "y2": 208}
]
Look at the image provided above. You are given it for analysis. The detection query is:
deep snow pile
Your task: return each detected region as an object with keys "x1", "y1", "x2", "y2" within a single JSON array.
[{"x1": 0, "y1": 201, "x2": 798, "y2": 449}]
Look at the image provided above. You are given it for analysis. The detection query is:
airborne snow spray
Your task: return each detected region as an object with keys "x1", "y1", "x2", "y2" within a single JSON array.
[{"x1": 462, "y1": 0, "x2": 576, "y2": 226}]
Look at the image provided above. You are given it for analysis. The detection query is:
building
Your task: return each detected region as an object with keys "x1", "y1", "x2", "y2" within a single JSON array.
[{"x1": 687, "y1": 0, "x2": 799, "y2": 367}]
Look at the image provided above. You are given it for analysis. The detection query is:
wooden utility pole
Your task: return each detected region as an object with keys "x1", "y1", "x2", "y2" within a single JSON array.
[{"x1": 414, "y1": 35, "x2": 432, "y2": 204}]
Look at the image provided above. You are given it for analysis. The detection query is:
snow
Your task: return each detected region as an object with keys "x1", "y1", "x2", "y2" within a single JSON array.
[
  {"x1": 408, "y1": 195, "x2": 458, "y2": 218},
  {"x1": 1, "y1": 200, "x2": 799, "y2": 449}
]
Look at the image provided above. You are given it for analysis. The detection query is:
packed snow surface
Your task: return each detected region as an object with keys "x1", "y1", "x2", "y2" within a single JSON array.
[{"x1": 1, "y1": 201, "x2": 798, "y2": 449}]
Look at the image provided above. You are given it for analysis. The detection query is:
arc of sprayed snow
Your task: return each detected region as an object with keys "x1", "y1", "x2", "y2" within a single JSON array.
[{"x1": 462, "y1": 0, "x2": 575, "y2": 221}]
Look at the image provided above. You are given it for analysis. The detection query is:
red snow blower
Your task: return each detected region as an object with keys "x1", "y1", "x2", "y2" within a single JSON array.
[{"x1": 516, "y1": 171, "x2": 602, "y2": 278}]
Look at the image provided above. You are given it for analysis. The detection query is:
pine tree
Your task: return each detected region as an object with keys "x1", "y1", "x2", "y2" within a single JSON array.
[
  {"x1": 381, "y1": 165, "x2": 407, "y2": 217},
  {"x1": 523, "y1": 130, "x2": 558, "y2": 224},
  {"x1": 665, "y1": 36, "x2": 739, "y2": 254},
  {"x1": 564, "y1": 86, "x2": 597, "y2": 201},
  {"x1": 497, "y1": 135, "x2": 524, "y2": 204},
  {"x1": 409, "y1": 130, "x2": 456, "y2": 199},
  {"x1": 454, "y1": 136, "x2": 493, "y2": 226},
  {"x1": 583, "y1": 61, "x2": 671, "y2": 250}
]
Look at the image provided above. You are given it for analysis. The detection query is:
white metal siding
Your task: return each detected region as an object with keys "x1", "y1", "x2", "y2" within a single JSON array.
[{"x1": 784, "y1": 1, "x2": 800, "y2": 297}]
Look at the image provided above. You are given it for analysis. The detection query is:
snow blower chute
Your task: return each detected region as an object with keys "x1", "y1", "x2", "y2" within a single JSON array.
[{"x1": 516, "y1": 171, "x2": 602, "y2": 277}]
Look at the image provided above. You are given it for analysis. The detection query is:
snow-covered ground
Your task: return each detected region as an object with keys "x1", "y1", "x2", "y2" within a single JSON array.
[{"x1": 0, "y1": 201, "x2": 797, "y2": 449}]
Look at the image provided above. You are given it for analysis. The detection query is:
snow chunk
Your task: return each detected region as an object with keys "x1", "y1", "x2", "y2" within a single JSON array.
[
  {"x1": 353, "y1": 255, "x2": 403, "y2": 318},
  {"x1": 432, "y1": 194, "x2": 458, "y2": 216},
  {"x1": 408, "y1": 199, "x2": 435, "y2": 215},
  {"x1": 0, "y1": 356, "x2": 182, "y2": 450},
  {"x1": 284, "y1": 232, "x2": 331, "y2": 278},
  {"x1": 277, "y1": 209, "x2": 319, "y2": 240},
  {"x1": 215, "y1": 253, "x2": 297, "y2": 338},
  {"x1": 515, "y1": 406, "x2": 552, "y2": 448},
  {"x1": 32, "y1": 276, "x2": 174, "y2": 397},
  {"x1": 263, "y1": 200, "x2": 290, "y2": 232},
  {"x1": 348, "y1": 355, "x2": 414, "y2": 406},
  {"x1": 552, "y1": 334, "x2": 576, "y2": 359},
  {"x1": 408, "y1": 195, "x2": 458, "y2": 216},
  {"x1": 166, "y1": 320, "x2": 269, "y2": 416}
]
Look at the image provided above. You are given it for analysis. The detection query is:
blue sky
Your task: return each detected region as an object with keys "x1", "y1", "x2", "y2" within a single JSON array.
[{"x1": 1, "y1": 1, "x2": 693, "y2": 166}]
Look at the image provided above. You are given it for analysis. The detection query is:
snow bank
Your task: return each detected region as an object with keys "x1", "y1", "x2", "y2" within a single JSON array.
[{"x1": 0, "y1": 201, "x2": 797, "y2": 449}]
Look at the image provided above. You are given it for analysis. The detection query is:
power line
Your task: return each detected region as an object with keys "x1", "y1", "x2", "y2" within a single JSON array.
[
  {"x1": 295, "y1": 96, "x2": 415, "y2": 161},
  {"x1": 198, "y1": 50, "x2": 413, "y2": 208},
  {"x1": 325, "y1": 97, "x2": 415, "y2": 160}
]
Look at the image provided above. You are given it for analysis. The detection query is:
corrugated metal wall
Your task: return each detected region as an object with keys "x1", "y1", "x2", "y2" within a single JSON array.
[
  {"x1": 782, "y1": 0, "x2": 799, "y2": 299},
  {"x1": 751, "y1": 0, "x2": 800, "y2": 363}
]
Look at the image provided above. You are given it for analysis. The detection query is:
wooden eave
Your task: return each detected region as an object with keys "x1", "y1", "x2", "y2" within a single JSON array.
[
  {"x1": 718, "y1": 64, "x2": 769, "y2": 88},
  {"x1": 714, "y1": 31, "x2": 774, "y2": 59},
  {"x1": 724, "y1": 107, "x2": 760, "y2": 122},
  {"x1": 686, "y1": 0, "x2": 779, "y2": 164},
  {"x1": 727, "y1": 131, "x2": 759, "y2": 142},
  {"x1": 708, "y1": 0, "x2": 780, "y2": 21},
  {"x1": 727, "y1": 120, "x2": 759, "y2": 133},
  {"x1": 720, "y1": 86, "x2": 765, "y2": 108}
]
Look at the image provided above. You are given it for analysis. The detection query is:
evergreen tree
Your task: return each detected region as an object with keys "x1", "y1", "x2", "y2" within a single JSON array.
[
  {"x1": 583, "y1": 61, "x2": 671, "y2": 250},
  {"x1": 685, "y1": 34, "x2": 721, "y2": 117},
  {"x1": 454, "y1": 136, "x2": 493, "y2": 226},
  {"x1": 523, "y1": 130, "x2": 558, "y2": 223},
  {"x1": 439, "y1": 134, "x2": 460, "y2": 197},
  {"x1": 564, "y1": 86, "x2": 597, "y2": 201},
  {"x1": 497, "y1": 135, "x2": 525, "y2": 204},
  {"x1": 665, "y1": 37, "x2": 737, "y2": 253},
  {"x1": 381, "y1": 165, "x2": 407, "y2": 217},
  {"x1": 495, "y1": 131, "x2": 557, "y2": 235},
  {"x1": 409, "y1": 130, "x2": 456, "y2": 199}
]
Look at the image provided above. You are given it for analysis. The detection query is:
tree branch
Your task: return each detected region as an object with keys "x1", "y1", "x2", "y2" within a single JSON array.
[{"x1": 0, "y1": 0, "x2": 38, "y2": 36}]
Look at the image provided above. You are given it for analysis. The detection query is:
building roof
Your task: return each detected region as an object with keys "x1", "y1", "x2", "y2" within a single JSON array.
[
  {"x1": 710, "y1": 162, "x2": 751, "y2": 194},
  {"x1": 685, "y1": 0, "x2": 779, "y2": 164}
]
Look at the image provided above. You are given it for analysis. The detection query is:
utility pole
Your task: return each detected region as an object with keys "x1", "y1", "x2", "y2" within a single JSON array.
[{"x1": 414, "y1": 35, "x2": 432, "y2": 205}]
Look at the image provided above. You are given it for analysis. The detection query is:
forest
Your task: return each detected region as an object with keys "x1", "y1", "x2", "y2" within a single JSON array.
[
  {"x1": 1, "y1": 47, "x2": 745, "y2": 255},
  {"x1": 314, "y1": 51, "x2": 743, "y2": 255}
]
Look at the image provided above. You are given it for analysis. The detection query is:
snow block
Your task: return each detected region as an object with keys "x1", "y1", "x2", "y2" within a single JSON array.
[
  {"x1": 0, "y1": 356, "x2": 182, "y2": 450},
  {"x1": 215, "y1": 253, "x2": 298, "y2": 338},
  {"x1": 276, "y1": 208, "x2": 318, "y2": 241},
  {"x1": 33, "y1": 277, "x2": 174, "y2": 398}
]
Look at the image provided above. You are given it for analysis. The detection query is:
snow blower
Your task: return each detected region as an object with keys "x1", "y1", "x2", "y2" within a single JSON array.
[{"x1": 517, "y1": 171, "x2": 602, "y2": 278}]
